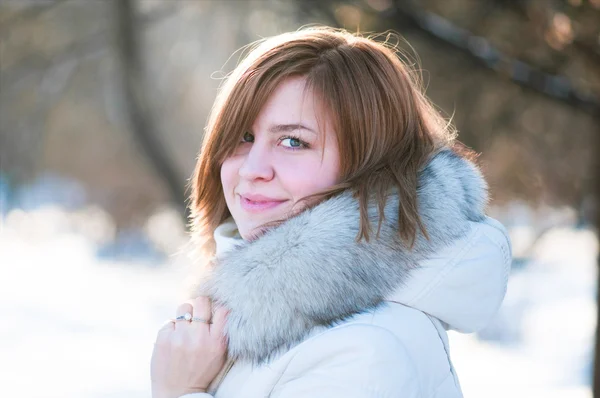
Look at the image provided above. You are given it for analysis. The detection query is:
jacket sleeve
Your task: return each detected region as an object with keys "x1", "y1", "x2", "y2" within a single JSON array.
[{"x1": 269, "y1": 323, "x2": 420, "y2": 398}]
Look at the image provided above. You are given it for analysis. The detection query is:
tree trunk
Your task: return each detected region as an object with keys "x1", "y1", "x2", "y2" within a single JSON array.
[
  {"x1": 112, "y1": 0, "x2": 188, "y2": 221},
  {"x1": 592, "y1": 113, "x2": 600, "y2": 397}
]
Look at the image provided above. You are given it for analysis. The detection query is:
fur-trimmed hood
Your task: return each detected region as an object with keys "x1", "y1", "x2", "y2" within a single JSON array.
[{"x1": 191, "y1": 149, "x2": 510, "y2": 365}]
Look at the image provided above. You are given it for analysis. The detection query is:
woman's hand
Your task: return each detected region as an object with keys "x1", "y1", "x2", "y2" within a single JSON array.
[{"x1": 151, "y1": 296, "x2": 229, "y2": 398}]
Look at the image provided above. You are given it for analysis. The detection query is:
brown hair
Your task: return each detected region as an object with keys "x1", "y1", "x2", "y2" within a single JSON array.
[{"x1": 190, "y1": 27, "x2": 458, "y2": 257}]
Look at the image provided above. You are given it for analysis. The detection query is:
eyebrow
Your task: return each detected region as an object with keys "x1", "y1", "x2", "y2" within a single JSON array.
[{"x1": 268, "y1": 124, "x2": 318, "y2": 135}]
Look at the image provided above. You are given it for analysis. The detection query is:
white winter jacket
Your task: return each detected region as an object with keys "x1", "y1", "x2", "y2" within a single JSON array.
[{"x1": 181, "y1": 149, "x2": 512, "y2": 398}]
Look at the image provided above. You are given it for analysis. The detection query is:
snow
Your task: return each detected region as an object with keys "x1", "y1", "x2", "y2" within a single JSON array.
[
  {"x1": 0, "y1": 201, "x2": 189, "y2": 397},
  {"x1": 449, "y1": 213, "x2": 597, "y2": 398},
  {"x1": 0, "y1": 176, "x2": 596, "y2": 397}
]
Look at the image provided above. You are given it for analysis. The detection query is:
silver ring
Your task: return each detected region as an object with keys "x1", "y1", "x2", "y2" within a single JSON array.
[
  {"x1": 191, "y1": 317, "x2": 211, "y2": 324},
  {"x1": 175, "y1": 312, "x2": 192, "y2": 322}
]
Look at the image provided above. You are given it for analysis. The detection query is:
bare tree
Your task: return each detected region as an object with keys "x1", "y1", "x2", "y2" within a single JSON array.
[
  {"x1": 593, "y1": 113, "x2": 600, "y2": 398},
  {"x1": 112, "y1": 0, "x2": 188, "y2": 220}
]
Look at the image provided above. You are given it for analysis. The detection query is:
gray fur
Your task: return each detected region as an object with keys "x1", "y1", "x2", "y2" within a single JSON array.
[{"x1": 194, "y1": 149, "x2": 488, "y2": 365}]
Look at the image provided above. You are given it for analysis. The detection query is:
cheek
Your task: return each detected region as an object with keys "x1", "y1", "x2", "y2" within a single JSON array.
[
  {"x1": 321, "y1": 153, "x2": 340, "y2": 185},
  {"x1": 220, "y1": 158, "x2": 239, "y2": 195},
  {"x1": 280, "y1": 155, "x2": 339, "y2": 198}
]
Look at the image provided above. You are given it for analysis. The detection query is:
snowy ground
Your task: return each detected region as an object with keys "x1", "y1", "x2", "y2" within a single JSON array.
[
  {"x1": 450, "y1": 225, "x2": 596, "y2": 398},
  {"x1": 0, "y1": 179, "x2": 596, "y2": 397},
  {"x1": 1, "y1": 203, "x2": 191, "y2": 398},
  {"x1": 449, "y1": 206, "x2": 597, "y2": 398}
]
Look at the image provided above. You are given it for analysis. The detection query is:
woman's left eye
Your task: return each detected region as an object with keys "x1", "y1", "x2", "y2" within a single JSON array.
[{"x1": 279, "y1": 136, "x2": 309, "y2": 149}]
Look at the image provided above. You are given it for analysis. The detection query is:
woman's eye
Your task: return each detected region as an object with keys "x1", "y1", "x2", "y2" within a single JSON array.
[
  {"x1": 241, "y1": 132, "x2": 254, "y2": 143},
  {"x1": 280, "y1": 137, "x2": 306, "y2": 149}
]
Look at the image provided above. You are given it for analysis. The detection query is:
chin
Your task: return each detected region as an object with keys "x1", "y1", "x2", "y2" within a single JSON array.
[
  {"x1": 234, "y1": 219, "x2": 260, "y2": 239},
  {"x1": 240, "y1": 226, "x2": 265, "y2": 242},
  {"x1": 238, "y1": 219, "x2": 282, "y2": 242}
]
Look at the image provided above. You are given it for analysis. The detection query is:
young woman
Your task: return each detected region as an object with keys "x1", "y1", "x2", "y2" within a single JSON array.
[{"x1": 150, "y1": 27, "x2": 511, "y2": 398}]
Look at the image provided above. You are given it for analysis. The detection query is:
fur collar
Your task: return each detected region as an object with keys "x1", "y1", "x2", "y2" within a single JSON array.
[{"x1": 191, "y1": 149, "x2": 488, "y2": 365}]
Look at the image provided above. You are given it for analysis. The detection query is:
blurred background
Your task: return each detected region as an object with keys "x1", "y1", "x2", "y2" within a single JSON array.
[{"x1": 1, "y1": 0, "x2": 599, "y2": 397}]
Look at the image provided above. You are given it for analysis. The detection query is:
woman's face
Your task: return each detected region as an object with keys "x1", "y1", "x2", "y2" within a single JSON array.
[{"x1": 221, "y1": 76, "x2": 340, "y2": 241}]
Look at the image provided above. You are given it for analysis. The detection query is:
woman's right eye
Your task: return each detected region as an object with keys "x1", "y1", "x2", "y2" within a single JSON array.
[{"x1": 241, "y1": 132, "x2": 254, "y2": 143}]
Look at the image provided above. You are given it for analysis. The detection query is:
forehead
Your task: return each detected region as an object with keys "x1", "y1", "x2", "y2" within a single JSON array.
[{"x1": 252, "y1": 76, "x2": 329, "y2": 134}]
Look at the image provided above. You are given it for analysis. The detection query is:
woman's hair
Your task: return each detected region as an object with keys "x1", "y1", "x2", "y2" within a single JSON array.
[{"x1": 190, "y1": 26, "x2": 460, "y2": 257}]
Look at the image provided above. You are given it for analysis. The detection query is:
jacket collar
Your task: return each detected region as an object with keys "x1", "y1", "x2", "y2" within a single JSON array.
[{"x1": 192, "y1": 149, "x2": 490, "y2": 365}]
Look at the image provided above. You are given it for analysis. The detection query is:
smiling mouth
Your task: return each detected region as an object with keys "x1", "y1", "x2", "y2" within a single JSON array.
[{"x1": 239, "y1": 195, "x2": 288, "y2": 213}]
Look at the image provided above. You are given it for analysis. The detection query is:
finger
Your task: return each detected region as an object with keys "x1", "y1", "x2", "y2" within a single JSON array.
[
  {"x1": 175, "y1": 302, "x2": 193, "y2": 319},
  {"x1": 192, "y1": 296, "x2": 212, "y2": 324},
  {"x1": 159, "y1": 318, "x2": 176, "y2": 331},
  {"x1": 155, "y1": 319, "x2": 175, "y2": 344},
  {"x1": 209, "y1": 305, "x2": 229, "y2": 343}
]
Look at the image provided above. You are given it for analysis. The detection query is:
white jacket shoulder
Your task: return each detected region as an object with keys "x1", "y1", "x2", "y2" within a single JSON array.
[{"x1": 270, "y1": 323, "x2": 419, "y2": 398}]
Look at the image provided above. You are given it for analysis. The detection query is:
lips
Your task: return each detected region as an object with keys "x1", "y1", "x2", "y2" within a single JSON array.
[{"x1": 238, "y1": 194, "x2": 288, "y2": 213}]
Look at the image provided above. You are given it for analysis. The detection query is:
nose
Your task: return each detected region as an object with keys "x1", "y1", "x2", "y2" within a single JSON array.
[{"x1": 238, "y1": 142, "x2": 275, "y2": 181}]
